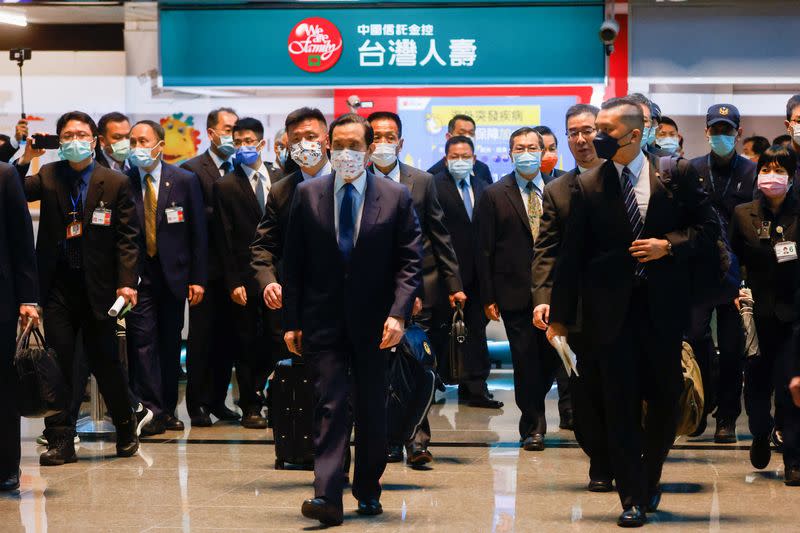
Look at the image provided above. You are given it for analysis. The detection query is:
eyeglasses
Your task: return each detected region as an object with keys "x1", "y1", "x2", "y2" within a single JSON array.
[
  {"x1": 233, "y1": 138, "x2": 260, "y2": 147},
  {"x1": 60, "y1": 132, "x2": 94, "y2": 142},
  {"x1": 510, "y1": 147, "x2": 543, "y2": 154},
  {"x1": 566, "y1": 128, "x2": 597, "y2": 140}
]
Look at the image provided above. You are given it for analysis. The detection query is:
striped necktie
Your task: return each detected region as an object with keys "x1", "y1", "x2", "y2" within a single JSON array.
[{"x1": 622, "y1": 166, "x2": 646, "y2": 279}]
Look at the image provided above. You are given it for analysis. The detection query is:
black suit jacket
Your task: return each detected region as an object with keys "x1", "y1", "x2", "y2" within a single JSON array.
[
  {"x1": 250, "y1": 169, "x2": 304, "y2": 292},
  {"x1": 0, "y1": 141, "x2": 18, "y2": 164},
  {"x1": 730, "y1": 193, "x2": 800, "y2": 323},
  {"x1": 22, "y1": 161, "x2": 140, "y2": 319},
  {"x1": 428, "y1": 157, "x2": 493, "y2": 185},
  {"x1": 127, "y1": 162, "x2": 208, "y2": 299},
  {"x1": 532, "y1": 168, "x2": 581, "y2": 307},
  {"x1": 476, "y1": 172, "x2": 554, "y2": 312},
  {"x1": 283, "y1": 171, "x2": 423, "y2": 350},
  {"x1": 181, "y1": 150, "x2": 227, "y2": 281},
  {"x1": 433, "y1": 170, "x2": 488, "y2": 291},
  {"x1": 369, "y1": 162, "x2": 462, "y2": 306},
  {"x1": 213, "y1": 164, "x2": 283, "y2": 295},
  {"x1": 550, "y1": 156, "x2": 718, "y2": 345},
  {"x1": 0, "y1": 163, "x2": 38, "y2": 323},
  {"x1": 689, "y1": 151, "x2": 756, "y2": 224}
]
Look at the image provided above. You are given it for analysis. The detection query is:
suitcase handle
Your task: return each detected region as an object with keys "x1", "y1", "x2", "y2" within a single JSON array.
[{"x1": 16, "y1": 322, "x2": 45, "y2": 357}]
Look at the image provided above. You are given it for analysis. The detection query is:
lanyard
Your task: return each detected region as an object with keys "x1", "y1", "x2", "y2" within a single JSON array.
[
  {"x1": 69, "y1": 187, "x2": 83, "y2": 221},
  {"x1": 707, "y1": 153, "x2": 739, "y2": 196}
]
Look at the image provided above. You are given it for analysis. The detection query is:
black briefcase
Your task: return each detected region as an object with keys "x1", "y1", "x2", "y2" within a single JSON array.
[
  {"x1": 444, "y1": 303, "x2": 468, "y2": 385},
  {"x1": 14, "y1": 323, "x2": 67, "y2": 418}
]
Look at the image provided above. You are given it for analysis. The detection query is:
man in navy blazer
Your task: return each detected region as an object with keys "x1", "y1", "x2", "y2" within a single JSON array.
[
  {"x1": 125, "y1": 120, "x2": 207, "y2": 435},
  {"x1": 283, "y1": 114, "x2": 422, "y2": 526}
]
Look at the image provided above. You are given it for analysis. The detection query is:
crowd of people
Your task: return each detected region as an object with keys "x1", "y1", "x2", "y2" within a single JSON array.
[{"x1": 1, "y1": 92, "x2": 800, "y2": 528}]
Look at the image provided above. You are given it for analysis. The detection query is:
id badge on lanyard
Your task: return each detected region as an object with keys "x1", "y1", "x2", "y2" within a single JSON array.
[{"x1": 66, "y1": 191, "x2": 83, "y2": 239}]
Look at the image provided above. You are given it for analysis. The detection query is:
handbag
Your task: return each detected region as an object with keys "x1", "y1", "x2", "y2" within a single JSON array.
[
  {"x1": 444, "y1": 302, "x2": 468, "y2": 385},
  {"x1": 14, "y1": 322, "x2": 67, "y2": 418}
]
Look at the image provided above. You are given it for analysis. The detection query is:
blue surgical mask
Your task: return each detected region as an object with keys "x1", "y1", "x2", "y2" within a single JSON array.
[
  {"x1": 709, "y1": 134, "x2": 736, "y2": 156},
  {"x1": 447, "y1": 159, "x2": 473, "y2": 179},
  {"x1": 657, "y1": 136, "x2": 680, "y2": 154},
  {"x1": 58, "y1": 140, "x2": 94, "y2": 163},
  {"x1": 215, "y1": 134, "x2": 236, "y2": 157},
  {"x1": 512, "y1": 151, "x2": 541, "y2": 176},
  {"x1": 640, "y1": 126, "x2": 656, "y2": 148},
  {"x1": 109, "y1": 139, "x2": 130, "y2": 163},
  {"x1": 234, "y1": 145, "x2": 261, "y2": 167},
  {"x1": 128, "y1": 144, "x2": 162, "y2": 170},
  {"x1": 278, "y1": 148, "x2": 288, "y2": 166}
]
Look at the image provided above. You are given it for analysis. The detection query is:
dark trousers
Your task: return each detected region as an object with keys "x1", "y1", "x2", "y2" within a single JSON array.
[
  {"x1": 597, "y1": 287, "x2": 683, "y2": 509},
  {"x1": 555, "y1": 366, "x2": 573, "y2": 419},
  {"x1": 43, "y1": 270, "x2": 132, "y2": 437},
  {"x1": 745, "y1": 317, "x2": 792, "y2": 438},
  {"x1": 501, "y1": 306, "x2": 558, "y2": 439},
  {"x1": 406, "y1": 305, "x2": 444, "y2": 449},
  {"x1": 126, "y1": 257, "x2": 184, "y2": 418},
  {"x1": 570, "y1": 349, "x2": 613, "y2": 482},
  {"x1": 231, "y1": 298, "x2": 281, "y2": 412},
  {"x1": 186, "y1": 278, "x2": 235, "y2": 414},
  {"x1": 686, "y1": 301, "x2": 744, "y2": 421},
  {"x1": 0, "y1": 320, "x2": 19, "y2": 477},
  {"x1": 307, "y1": 343, "x2": 387, "y2": 508}
]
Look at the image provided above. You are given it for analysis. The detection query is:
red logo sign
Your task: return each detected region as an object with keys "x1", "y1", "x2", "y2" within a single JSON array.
[{"x1": 288, "y1": 18, "x2": 343, "y2": 73}]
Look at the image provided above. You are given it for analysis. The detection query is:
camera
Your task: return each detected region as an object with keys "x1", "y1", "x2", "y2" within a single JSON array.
[{"x1": 599, "y1": 19, "x2": 619, "y2": 46}]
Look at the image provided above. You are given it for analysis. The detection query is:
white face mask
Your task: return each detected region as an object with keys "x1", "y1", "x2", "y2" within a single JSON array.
[
  {"x1": 331, "y1": 149, "x2": 367, "y2": 180},
  {"x1": 792, "y1": 123, "x2": 800, "y2": 145},
  {"x1": 370, "y1": 143, "x2": 398, "y2": 168},
  {"x1": 290, "y1": 139, "x2": 324, "y2": 168}
]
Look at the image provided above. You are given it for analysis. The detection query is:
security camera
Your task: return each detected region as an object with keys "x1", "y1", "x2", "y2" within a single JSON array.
[
  {"x1": 599, "y1": 19, "x2": 619, "y2": 46},
  {"x1": 346, "y1": 94, "x2": 374, "y2": 114}
]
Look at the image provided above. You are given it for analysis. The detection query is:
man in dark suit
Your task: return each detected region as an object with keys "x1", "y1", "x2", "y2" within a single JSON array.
[
  {"x1": 251, "y1": 107, "x2": 332, "y2": 313},
  {"x1": 283, "y1": 113, "x2": 422, "y2": 526},
  {"x1": 125, "y1": 120, "x2": 207, "y2": 435},
  {"x1": 0, "y1": 162, "x2": 38, "y2": 491},
  {"x1": 95, "y1": 112, "x2": 131, "y2": 173},
  {"x1": 213, "y1": 117, "x2": 283, "y2": 429},
  {"x1": 686, "y1": 103, "x2": 756, "y2": 443},
  {"x1": 0, "y1": 119, "x2": 26, "y2": 163},
  {"x1": 180, "y1": 107, "x2": 241, "y2": 427},
  {"x1": 476, "y1": 127, "x2": 558, "y2": 452},
  {"x1": 428, "y1": 114, "x2": 493, "y2": 184},
  {"x1": 531, "y1": 104, "x2": 613, "y2": 489},
  {"x1": 367, "y1": 111, "x2": 465, "y2": 465},
  {"x1": 547, "y1": 97, "x2": 718, "y2": 526},
  {"x1": 19, "y1": 111, "x2": 140, "y2": 466},
  {"x1": 434, "y1": 136, "x2": 501, "y2": 409},
  {"x1": 267, "y1": 127, "x2": 288, "y2": 183}
]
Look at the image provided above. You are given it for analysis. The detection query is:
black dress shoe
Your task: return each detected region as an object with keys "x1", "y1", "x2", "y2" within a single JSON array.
[
  {"x1": 714, "y1": 418, "x2": 737, "y2": 444},
  {"x1": 162, "y1": 414, "x2": 185, "y2": 431},
  {"x1": 559, "y1": 410, "x2": 574, "y2": 431},
  {"x1": 39, "y1": 433, "x2": 78, "y2": 466},
  {"x1": 115, "y1": 412, "x2": 140, "y2": 458},
  {"x1": 645, "y1": 488, "x2": 662, "y2": 513},
  {"x1": 406, "y1": 444, "x2": 433, "y2": 466},
  {"x1": 522, "y1": 433, "x2": 545, "y2": 451},
  {"x1": 617, "y1": 506, "x2": 646, "y2": 528},
  {"x1": 468, "y1": 395, "x2": 504, "y2": 409},
  {"x1": 785, "y1": 466, "x2": 800, "y2": 486},
  {"x1": 0, "y1": 470, "x2": 20, "y2": 492},
  {"x1": 588, "y1": 479, "x2": 614, "y2": 492},
  {"x1": 386, "y1": 444, "x2": 404, "y2": 463},
  {"x1": 140, "y1": 418, "x2": 166, "y2": 437},
  {"x1": 356, "y1": 499, "x2": 383, "y2": 516},
  {"x1": 241, "y1": 409, "x2": 268, "y2": 429},
  {"x1": 301, "y1": 497, "x2": 343, "y2": 526},
  {"x1": 190, "y1": 406, "x2": 213, "y2": 428},
  {"x1": 210, "y1": 404, "x2": 241, "y2": 421},
  {"x1": 750, "y1": 434, "x2": 771, "y2": 469}
]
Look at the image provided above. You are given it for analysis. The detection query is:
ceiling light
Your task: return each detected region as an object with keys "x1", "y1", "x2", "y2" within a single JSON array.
[{"x1": 0, "y1": 11, "x2": 27, "y2": 27}]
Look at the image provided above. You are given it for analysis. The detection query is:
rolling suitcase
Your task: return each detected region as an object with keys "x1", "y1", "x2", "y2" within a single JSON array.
[{"x1": 269, "y1": 358, "x2": 315, "y2": 470}]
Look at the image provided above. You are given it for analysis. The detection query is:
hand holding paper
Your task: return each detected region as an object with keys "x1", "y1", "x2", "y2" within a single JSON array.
[{"x1": 549, "y1": 335, "x2": 579, "y2": 377}]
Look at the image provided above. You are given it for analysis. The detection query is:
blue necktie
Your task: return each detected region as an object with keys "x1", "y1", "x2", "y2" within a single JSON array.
[
  {"x1": 622, "y1": 167, "x2": 646, "y2": 279},
  {"x1": 220, "y1": 161, "x2": 232, "y2": 174},
  {"x1": 459, "y1": 178, "x2": 473, "y2": 220},
  {"x1": 339, "y1": 183, "x2": 355, "y2": 261}
]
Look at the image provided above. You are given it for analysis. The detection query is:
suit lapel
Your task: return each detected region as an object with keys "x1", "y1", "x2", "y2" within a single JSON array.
[
  {"x1": 54, "y1": 162, "x2": 72, "y2": 225},
  {"x1": 129, "y1": 169, "x2": 145, "y2": 228},
  {"x1": 501, "y1": 173, "x2": 532, "y2": 237},
  {"x1": 439, "y1": 172, "x2": 470, "y2": 222},
  {"x1": 317, "y1": 176, "x2": 337, "y2": 245},
  {"x1": 82, "y1": 166, "x2": 105, "y2": 227},
  {"x1": 398, "y1": 163, "x2": 415, "y2": 194},
  {"x1": 235, "y1": 166, "x2": 262, "y2": 220},
  {"x1": 601, "y1": 161, "x2": 635, "y2": 241},
  {"x1": 202, "y1": 151, "x2": 221, "y2": 183},
  {"x1": 356, "y1": 173, "x2": 381, "y2": 248},
  {"x1": 643, "y1": 158, "x2": 669, "y2": 235},
  {"x1": 156, "y1": 164, "x2": 174, "y2": 228}
]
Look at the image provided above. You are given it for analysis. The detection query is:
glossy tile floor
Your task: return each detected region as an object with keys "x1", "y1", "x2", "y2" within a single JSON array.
[{"x1": 2, "y1": 370, "x2": 797, "y2": 532}]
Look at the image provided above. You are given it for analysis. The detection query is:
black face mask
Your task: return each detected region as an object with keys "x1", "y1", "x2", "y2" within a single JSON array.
[{"x1": 593, "y1": 129, "x2": 634, "y2": 160}]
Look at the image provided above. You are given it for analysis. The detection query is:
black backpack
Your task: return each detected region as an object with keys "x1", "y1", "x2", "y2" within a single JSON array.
[{"x1": 658, "y1": 155, "x2": 741, "y2": 307}]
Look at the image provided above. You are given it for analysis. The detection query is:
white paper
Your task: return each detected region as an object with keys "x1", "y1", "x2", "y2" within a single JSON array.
[
  {"x1": 550, "y1": 335, "x2": 579, "y2": 377},
  {"x1": 108, "y1": 296, "x2": 126, "y2": 317}
]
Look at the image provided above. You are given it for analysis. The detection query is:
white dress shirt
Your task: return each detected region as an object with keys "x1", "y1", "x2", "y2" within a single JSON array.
[
  {"x1": 334, "y1": 170, "x2": 367, "y2": 244},
  {"x1": 515, "y1": 171, "x2": 544, "y2": 212},
  {"x1": 374, "y1": 162, "x2": 401, "y2": 183},
  {"x1": 613, "y1": 151, "x2": 650, "y2": 220},
  {"x1": 138, "y1": 162, "x2": 162, "y2": 201},
  {"x1": 242, "y1": 162, "x2": 271, "y2": 195}
]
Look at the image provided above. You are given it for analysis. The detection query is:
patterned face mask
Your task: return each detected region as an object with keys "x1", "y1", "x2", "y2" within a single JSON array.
[
  {"x1": 290, "y1": 139, "x2": 323, "y2": 168},
  {"x1": 331, "y1": 149, "x2": 366, "y2": 180}
]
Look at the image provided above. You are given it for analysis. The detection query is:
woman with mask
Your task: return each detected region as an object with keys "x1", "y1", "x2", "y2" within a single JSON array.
[{"x1": 729, "y1": 145, "x2": 800, "y2": 482}]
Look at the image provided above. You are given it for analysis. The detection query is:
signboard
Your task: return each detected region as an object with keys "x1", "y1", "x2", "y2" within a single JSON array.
[{"x1": 160, "y1": 5, "x2": 604, "y2": 86}]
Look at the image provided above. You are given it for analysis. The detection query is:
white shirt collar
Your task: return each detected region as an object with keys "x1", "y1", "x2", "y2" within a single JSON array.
[
  {"x1": 515, "y1": 170, "x2": 543, "y2": 193},
  {"x1": 208, "y1": 148, "x2": 233, "y2": 171},
  {"x1": 374, "y1": 162, "x2": 401, "y2": 182},
  {"x1": 302, "y1": 160, "x2": 332, "y2": 181},
  {"x1": 335, "y1": 169, "x2": 368, "y2": 196},
  {"x1": 242, "y1": 162, "x2": 270, "y2": 184}
]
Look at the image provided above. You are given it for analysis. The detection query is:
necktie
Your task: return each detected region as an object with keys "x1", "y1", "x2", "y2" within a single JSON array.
[
  {"x1": 254, "y1": 174, "x2": 266, "y2": 215},
  {"x1": 339, "y1": 183, "x2": 355, "y2": 262},
  {"x1": 220, "y1": 161, "x2": 232, "y2": 175},
  {"x1": 459, "y1": 178, "x2": 473, "y2": 220},
  {"x1": 622, "y1": 167, "x2": 646, "y2": 279},
  {"x1": 525, "y1": 180, "x2": 542, "y2": 241},
  {"x1": 145, "y1": 173, "x2": 158, "y2": 257}
]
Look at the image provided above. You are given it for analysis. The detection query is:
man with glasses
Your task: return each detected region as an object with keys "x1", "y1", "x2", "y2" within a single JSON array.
[
  {"x1": 16, "y1": 111, "x2": 140, "y2": 466},
  {"x1": 213, "y1": 117, "x2": 283, "y2": 429},
  {"x1": 533, "y1": 104, "x2": 613, "y2": 489},
  {"x1": 476, "y1": 127, "x2": 557, "y2": 451}
]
